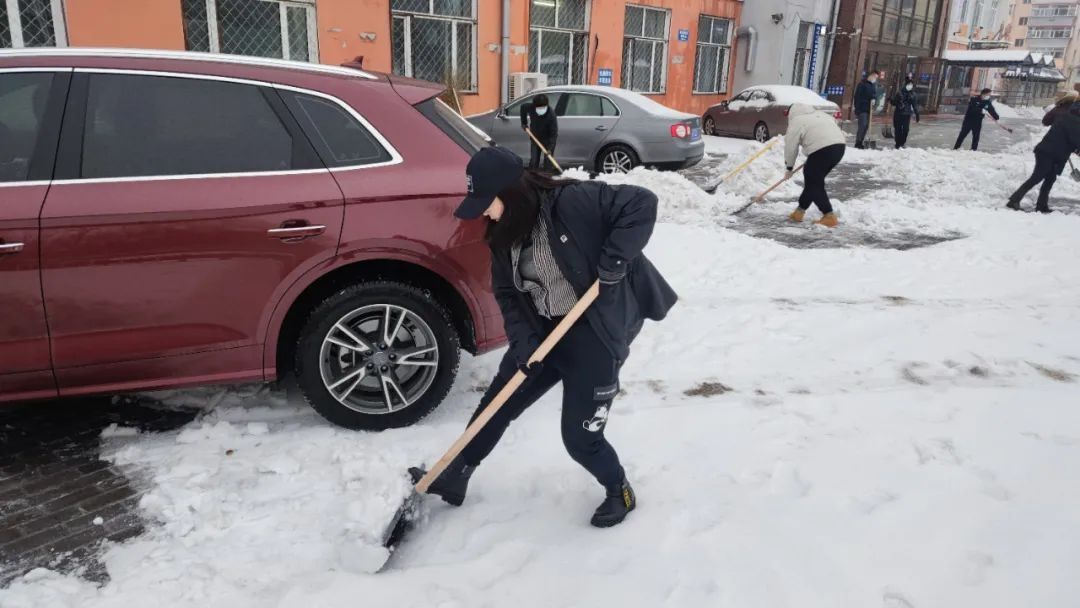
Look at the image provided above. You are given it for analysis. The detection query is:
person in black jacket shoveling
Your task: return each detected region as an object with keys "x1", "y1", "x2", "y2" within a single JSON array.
[
  {"x1": 853, "y1": 70, "x2": 880, "y2": 149},
  {"x1": 1006, "y1": 102, "x2": 1080, "y2": 213},
  {"x1": 520, "y1": 94, "x2": 559, "y2": 171},
  {"x1": 890, "y1": 78, "x2": 920, "y2": 149},
  {"x1": 954, "y1": 89, "x2": 1000, "y2": 151},
  {"x1": 409, "y1": 146, "x2": 677, "y2": 528}
]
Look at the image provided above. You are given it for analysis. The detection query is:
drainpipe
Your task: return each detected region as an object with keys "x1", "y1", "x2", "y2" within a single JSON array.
[
  {"x1": 501, "y1": 0, "x2": 510, "y2": 106},
  {"x1": 819, "y1": 0, "x2": 842, "y2": 93},
  {"x1": 736, "y1": 25, "x2": 758, "y2": 72}
]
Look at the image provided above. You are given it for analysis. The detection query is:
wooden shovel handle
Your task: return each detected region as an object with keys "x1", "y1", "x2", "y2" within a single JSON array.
[
  {"x1": 525, "y1": 127, "x2": 564, "y2": 173},
  {"x1": 722, "y1": 138, "x2": 778, "y2": 182},
  {"x1": 415, "y1": 281, "x2": 600, "y2": 493},
  {"x1": 753, "y1": 163, "x2": 805, "y2": 202}
]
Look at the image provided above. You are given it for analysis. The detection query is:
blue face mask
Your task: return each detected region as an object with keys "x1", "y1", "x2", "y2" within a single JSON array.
[{"x1": 536, "y1": 106, "x2": 548, "y2": 116}]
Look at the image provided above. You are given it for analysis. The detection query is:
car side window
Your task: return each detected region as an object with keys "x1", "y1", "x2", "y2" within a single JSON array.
[
  {"x1": 734, "y1": 91, "x2": 752, "y2": 102},
  {"x1": 285, "y1": 92, "x2": 392, "y2": 168},
  {"x1": 0, "y1": 72, "x2": 53, "y2": 183},
  {"x1": 508, "y1": 92, "x2": 563, "y2": 116},
  {"x1": 600, "y1": 97, "x2": 620, "y2": 117},
  {"x1": 750, "y1": 90, "x2": 770, "y2": 102},
  {"x1": 562, "y1": 94, "x2": 605, "y2": 117},
  {"x1": 81, "y1": 74, "x2": 297, "y2": 179}
]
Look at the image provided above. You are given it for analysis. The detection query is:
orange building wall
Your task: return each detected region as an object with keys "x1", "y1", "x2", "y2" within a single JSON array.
[
  {"x1": 61, "y1": 0, "x2": 740, "y2": 116},
  {"x1": 65, "y1": 0, "x2": 185, "y2": 50}
]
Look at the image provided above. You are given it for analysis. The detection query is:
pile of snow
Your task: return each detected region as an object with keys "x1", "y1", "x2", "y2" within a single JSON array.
[
  {"x1": 4, "y1": 134, "x2": 1080, "y2": 607},
  {"x1": 991, "y1": 101, "x2": 1048, "y2": 120}
]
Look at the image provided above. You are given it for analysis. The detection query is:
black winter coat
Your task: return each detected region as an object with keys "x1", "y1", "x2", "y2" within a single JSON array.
[
  {"x1": 490, "y1": 181, "x2": 678, "y2": 364},
  {"x1": 963, "y1": 96, "x2": 1000, "y2": 124},
  {"x1": 854, "y1": 79, "x2": 877, "y2": 114},
  {"x1": 1034, "y1": 104, "x2": 1080, "y2": 173},
  {"x1": 891, "y1": 89, "x2": 920, "y2": 118},
  {"x1": 520, "y1": 104, "x2": 559, "y2": 144}
]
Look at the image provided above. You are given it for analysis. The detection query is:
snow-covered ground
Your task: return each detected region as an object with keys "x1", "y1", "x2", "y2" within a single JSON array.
[{"x1": 4, "y1": 134, "x2": 1080, "y2": 608}]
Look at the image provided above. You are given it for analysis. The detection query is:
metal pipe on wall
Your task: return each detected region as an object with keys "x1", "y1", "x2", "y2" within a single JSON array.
[{"x1": 501, "y1": 0, "x2": 510, "y2": 105}]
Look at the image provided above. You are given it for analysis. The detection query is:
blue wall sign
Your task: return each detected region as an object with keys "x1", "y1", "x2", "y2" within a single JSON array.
[
  {"x1": 807, "y1": 23, "x2": 826, "y2": 90},
  {"x1": 678, "y1": 29, "x2": 690, "y2": 42},
  {"x1": 825, "y1": 85, "x2": 845, "y2": 96},
  {"x1": 598, "y1": 68, "x2": 613, "y2": 85}
]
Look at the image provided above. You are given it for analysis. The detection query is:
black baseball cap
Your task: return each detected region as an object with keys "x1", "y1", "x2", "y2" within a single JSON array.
[{"x1": 455, "y1": 146, "x2": 524, "y2": 220}]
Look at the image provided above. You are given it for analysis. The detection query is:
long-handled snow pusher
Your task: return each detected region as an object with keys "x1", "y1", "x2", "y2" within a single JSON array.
[
  {"x1": 994, "y1": 120, "x2": 1014, "y2": 134},
  {"x1": 525, "y1": 127, "x2": 564, "y2": 173},
  {"x1": 730, "y1": 163, "x2": 805, "y2": 215},
  {"x1": 379, "y1": 281, "x2": 602, "y2": 557},
  {"x1": 702, "y1": 138, "x2": 779, "y2": 194}
]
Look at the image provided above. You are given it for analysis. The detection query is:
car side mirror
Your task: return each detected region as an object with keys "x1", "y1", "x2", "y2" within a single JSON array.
[
  {"x1": 720, "y1": 100, "x2": 729, "y2": 109},
  {"x1": 498, "y1": 107, "x2": 511, "y2": 120}
]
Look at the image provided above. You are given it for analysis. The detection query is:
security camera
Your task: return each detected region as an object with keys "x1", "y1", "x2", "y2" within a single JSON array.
[{"x1": 771, "y1": 13, "x2": 783, "y2": 24}]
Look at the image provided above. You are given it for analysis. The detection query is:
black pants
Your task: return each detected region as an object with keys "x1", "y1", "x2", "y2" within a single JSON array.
[
  {"x1": 954, "y1": 120, "x2": 982, "y2": 151},
  {"x1": 1009, "y1": 152, "x2": 1060, "y2": 210},
  {"x1": 893, "y1": 114, "x2": 912, "y2": 148},
  {"x1": 529, "y1": 138, "x2": 557, "y2": 171},
  {"x1": 799, "y1": 144, "x2": 845, "y2": 215},
  {"x1": 855, "y1": 112, "x2": 870, "y2": 148},
  {"x1": 461, "y1": 318, "x2": 624, "y2": 487}
]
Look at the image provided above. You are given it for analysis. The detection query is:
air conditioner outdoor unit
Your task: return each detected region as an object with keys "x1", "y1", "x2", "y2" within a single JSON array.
[{"x1": 509, "y1": 72, "x2": 548, "y2": 101}]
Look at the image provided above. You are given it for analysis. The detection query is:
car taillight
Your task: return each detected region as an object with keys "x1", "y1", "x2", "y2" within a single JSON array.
[
  {"x1": 783, "y1": 108, "x2": 790, "y2": 116},
  {"x1": 670, "y1": 123, "x2": 690, "y2": 139},
  {"x1": 834, "y1": 111, "x2": 843, "y2": 120}
]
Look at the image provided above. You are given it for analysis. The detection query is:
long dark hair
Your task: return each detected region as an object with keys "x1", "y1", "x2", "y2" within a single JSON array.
[{"x1": 485, "y1": 169, "x2": 578, "y2": 252}]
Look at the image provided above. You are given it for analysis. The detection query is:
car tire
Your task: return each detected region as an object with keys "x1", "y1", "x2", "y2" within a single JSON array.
[
  {"x1": 295, "y1": 281, "x2": 460, "y2": 431},
  {"x1": 703, "y1": 115, "x2": 716, "y2": 136},
  {"x1": 597, "y1": 144, "x2": 639, "y2": 174},
  {"x1": 754, "y1": 122, "x2": 770, "y2": 143}
]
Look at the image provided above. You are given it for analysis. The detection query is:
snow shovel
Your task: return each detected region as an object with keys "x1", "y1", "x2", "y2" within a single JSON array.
[
  {"x1": 881, "y1": 124, "x2": 894, "y2": 139},
  {"x1": 525, "y1": 127, "x2": 563, "y2": 173},
  {"x1": 379, "y1": 281, "x2": 601, "y2": 555},
  {"x1": 702, "y1": 138, "x2": 779, "y2": 194},
  {"x1": 731, "y1": 163, "x2": 805, "y2": 215},
  {"x1": 994, "y1": 120, "x2": 1015, "y2": 134}
]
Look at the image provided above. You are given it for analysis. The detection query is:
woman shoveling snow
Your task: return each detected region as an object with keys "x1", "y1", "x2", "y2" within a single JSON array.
[
  {"x1": 783, "y1": 103, "x2": 846, "y2": 228},
  {"x1": 407, "y1": 146, "x2": 677, "y2": 529}
]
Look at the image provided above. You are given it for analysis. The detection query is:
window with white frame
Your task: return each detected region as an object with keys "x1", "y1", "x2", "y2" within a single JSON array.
[
  {"x1": 622, "y1": 5, "x2": 670, "y2": 93},
  {"x1": 1028, "y1": 26, "x2": 1071, "y2": 38},
  {"x1": 391, "y1": 0, "x2": 477, "y2": 92},
  {"x1": 791, "y1": 21, "x2": 814, "y2": 87},
  {"x1": 1031, "y1": 5, "x2": 1076, "y2": 17},
  {"x1": 1, "y1": 0, "x2": 67, "y2": 48},
  {"x1": 181, "y1": 0, "x2": 318, "y2": 62},
  {"x1": 528, "y1": 0, "x2": 590, "y2": 86},
  {"x1": 692, "y1": 14, "x2": 731, "y2": 94}
]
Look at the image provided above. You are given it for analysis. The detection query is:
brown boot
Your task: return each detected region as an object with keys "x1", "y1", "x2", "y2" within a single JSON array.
[
  {"x1": 815, "y1": 213, "x2": 839, "y2": 228},
  {"x1": 789, "y1": 208, "x2": 806, "y2": 222}
]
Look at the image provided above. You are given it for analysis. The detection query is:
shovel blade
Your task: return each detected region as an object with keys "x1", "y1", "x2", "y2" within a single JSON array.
[{"x1": 381, "y1": 490, "x2": 420, "y2": 550}]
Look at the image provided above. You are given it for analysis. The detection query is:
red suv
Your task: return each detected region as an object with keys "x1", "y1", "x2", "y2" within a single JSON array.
[{"x1": 0, "y1": 48, "x2": 504, "y2": 429}]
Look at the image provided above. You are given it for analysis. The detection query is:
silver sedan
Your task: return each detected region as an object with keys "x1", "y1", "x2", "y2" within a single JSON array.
[{"x1": 469, "y1": 85, "x2": 705, "y2": 173}]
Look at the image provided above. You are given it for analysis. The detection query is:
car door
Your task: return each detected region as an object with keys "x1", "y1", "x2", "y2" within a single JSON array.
[
  {"x1": 490, "y1": 92, "x2": 564, "y2": 161},
  {"x1": 39, "y1": 70, "x2": 347, "y2": 395},
  {"x1": 555, "y1": 93, "x2": 620, "y2": 168},
  {"x1": 746, "y1": 90, "x2": 773, "y2": 137},
  {"x1": 715, "y1": 90, "x2": 751, "y2": 136},
  {"x1": 0, "y1": 69, "x2": 68, "y2": 402}
]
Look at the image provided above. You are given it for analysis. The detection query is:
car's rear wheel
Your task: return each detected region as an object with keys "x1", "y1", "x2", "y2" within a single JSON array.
[
  {"x1": 598, "y1": 144, "x2": 639, "y2": 174},
  {"x1": 295, "y1": 281, "x2": 460, "y2": 430},
  {"x1": 703, "y1": 115, "x2": 716, "y2": 136},
  {"x1": 754, "y1": 122, "x2": 770, "y2": 143}
]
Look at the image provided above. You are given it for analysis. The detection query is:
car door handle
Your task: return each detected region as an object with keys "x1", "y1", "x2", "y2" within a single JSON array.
[
  {"x1": 267, "y1": 224, "x2": 326, "y2": 242},
  {"x1": 595, "y1": 125, "x2": 608, "y2": 131},
  {"x1": 0, "y1": 242, "x2": 25, "y2": 255}
]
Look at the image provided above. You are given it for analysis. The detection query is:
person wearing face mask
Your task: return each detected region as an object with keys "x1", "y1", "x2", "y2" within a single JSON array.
[
  {"x1": 954, "y1": 88, "x2": 1000, "y2": 151},
  {"x1": 410, "y1": 146, "x2": 677, "y2": 528},
  {"x1": 853, "y1": 70, "x2": 880, "y2": 149},
  {"x1": 1006, "y1": 100, "x2": 1080, "y2": 213},
  {"x1": 519, "y1": 94, "x2": 559, "y2": 171},
  {"x1": 890, "y1": 78, "x2": 920, "y2": 149}
]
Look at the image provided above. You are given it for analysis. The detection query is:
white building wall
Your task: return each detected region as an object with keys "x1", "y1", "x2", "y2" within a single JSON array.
[{"x1": 732, "y1": 0, "x2": 835, "y2": 93}]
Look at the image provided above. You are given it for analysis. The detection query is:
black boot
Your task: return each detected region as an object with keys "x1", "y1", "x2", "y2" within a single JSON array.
[
  {"x1": 1035, "y1": 205, "x2": 1054, "y2": 214},
  {"x1": 408, "y1": 456, "x2": 476, "y2": 506},
  {"x1": 1006, "y1": 199, "x2": 1021, "y2": 210},
  {"x1": 590, "y1": 477, "x2": 636, "y2": 528}
]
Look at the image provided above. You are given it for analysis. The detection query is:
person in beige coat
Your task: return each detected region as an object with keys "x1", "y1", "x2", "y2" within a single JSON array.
[{"x1": 784, "y1": 103, "x2": 847, "y2": 227}]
